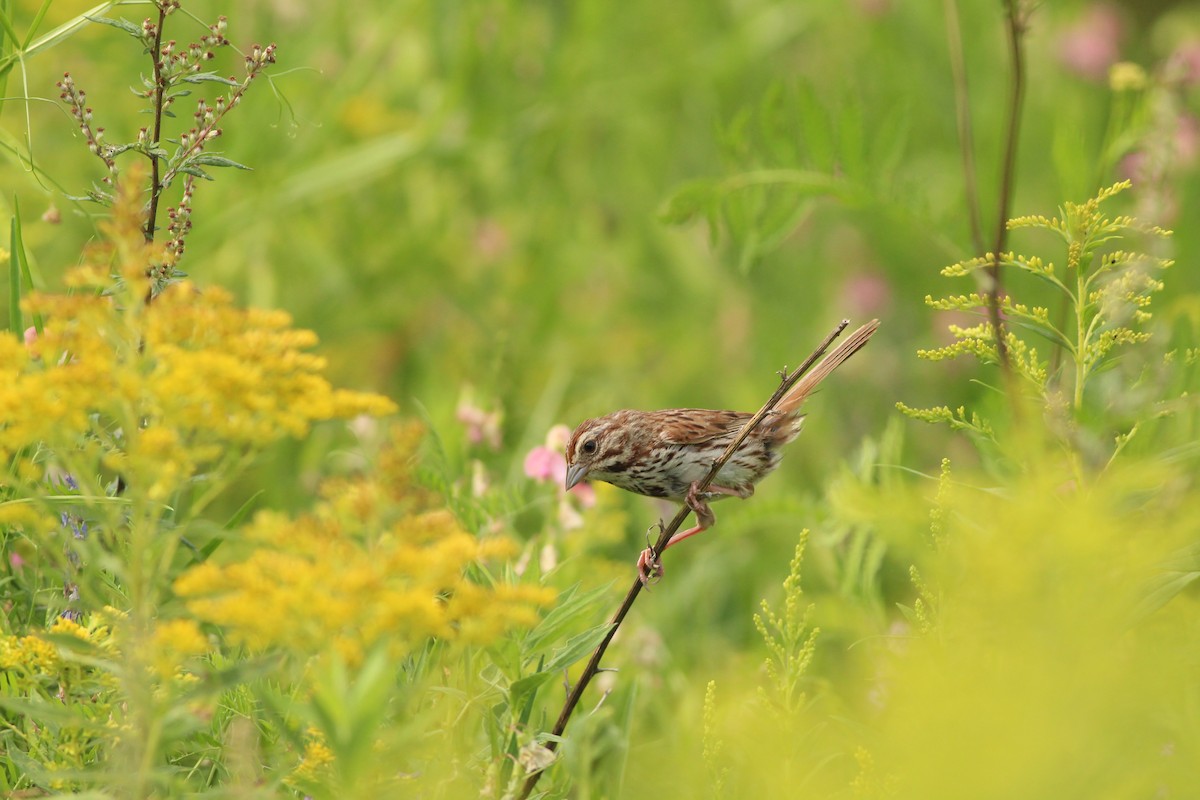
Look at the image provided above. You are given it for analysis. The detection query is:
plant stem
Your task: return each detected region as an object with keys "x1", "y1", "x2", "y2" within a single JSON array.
[
  {"x1": 1074, "y1": 266, "x2": 1087, "y2": 411},
  {"x1": 516, "y1": 320, "x2": 852, "y2": 800},
  {"x1": 984, "y1": 0, "x2": 1028, "y2": 378},
  {"x1": 144, "y1": 2, "x2": 168, "y2": 242}
]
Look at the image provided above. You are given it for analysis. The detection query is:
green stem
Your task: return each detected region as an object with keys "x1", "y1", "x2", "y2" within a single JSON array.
[{"x1": 1074, "y1": 266, "x2": 1087, "y2": 412}]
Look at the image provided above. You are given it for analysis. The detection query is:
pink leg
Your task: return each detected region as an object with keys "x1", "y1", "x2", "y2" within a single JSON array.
[{"x1": 638, "y1": 481, "x2": 738, "y2": 584}]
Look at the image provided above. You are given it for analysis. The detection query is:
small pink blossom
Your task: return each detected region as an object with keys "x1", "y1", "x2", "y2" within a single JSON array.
[
  {"x1": 456, "y1": 390, "x2": 502, "y2": 450},
  {"x1": 853, "y1": 0, "x2": 892, "y2": 17},
  {"x1": 1117, "y1": 150, "x2": 1146, "y2": 183},
  {"x1": 838, "y1": 272, "x2": 893, "y2": 318},
  {"x1": 524, "y1": 424, "x2": 596, "y2": 526},
  {"x1": 1175, "y1": 113, "x2": 1199, "y2": 166},
  {"x1": 23, "y1": 326, "x2": 37, "y2": 348},
  {"x1": 1167, "y1": 39, "x2": 1200, "y2": 87},
  {"x1": 473, "y1": 218, "x2": 510, "y2": 262},
  {"x1": 9, "y1": 552, "x2": 25, "y2": 570},
  {"x1": 524, "y1": 444, "x2": 565, "y2": 484},
  {"x1": 567, "y1": 480, "x2": 595, "y2": 509},
  {"x1": 1058, "y1": 4, "x2": 1123, "y2": 81}
]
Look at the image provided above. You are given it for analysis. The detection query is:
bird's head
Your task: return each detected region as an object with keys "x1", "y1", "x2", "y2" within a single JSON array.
[{"x1": 564, "y1": 413, "x2": 632, "y2": 491}]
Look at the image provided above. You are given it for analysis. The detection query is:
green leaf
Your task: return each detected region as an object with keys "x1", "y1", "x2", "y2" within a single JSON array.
[
  {"x1": 0, "y1": 695, "x2": 111, "y2": 732},
  {"x1": 523, "y1": 582, "x2": 612, "y2": 656},
  {"x1": 508, "y1": 670, "x2": 556, "y2": 715},
  {"x1": 1134, "y1": 571, "x2": 1200, "y2": 620},
  {"x1": 0, "y1": 3, "x2": 117, "y2": 78},
  {"x1": 190, "y1": 154, "x2": 252, "y2": 171},
  {"x1": 176, "y1": 164, "x2": 214, "y2": 181},
  {"x1": 0, "y1": 8, "x2": 21, "y2": 53},
  {"x1": 838, "y1": 98, "x2": 866, "y2": 180},
  {"x1": 8, "y1": 213, "x2": 19, "y2": 338},
  {"x1": 223, "y1": 489, "x2": 263, "y2": 529},
  {"x1": 86, "y1": 15, "x2": 144, "y2": 39},
  {"x1": 794, "y1": 80, "x2": 835, "y2": 171},
  {"x1": 659, "y1": 179, "x2": 720, "y2": 226},
  {"x1": 21, "y1": 0, "x2": 56, "y2": 50},
  {"x1": 542, "y1": 621, "x2": 614, "y2": 674},
  {"x1": 179, "y1": 71, "x2": 241, "y2": 87}
]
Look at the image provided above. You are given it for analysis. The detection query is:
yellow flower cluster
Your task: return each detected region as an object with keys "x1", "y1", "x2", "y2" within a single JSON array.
[
  {"x1": 0, "y1": 615, "x2": 114, "y2": 679},
  {"x1": 147, "y1": 618, "x2": 211, "y2": 679},
  {"x1": 1, "y1": 172, "x2": 395, "y2": 506},
  {"x1": 2, "y1": 274, "x2": 395, "y2": 502},
  {"x1": 174, "y1": 426, "x2": 555, "y2": 663},
  {"x1": 289, "y1": 728, "x2": 336, "y2": 787},
  {"x1": 1, "y1": 610, "x2": 214, "y2": 698},
  {"x1": 0, "y1": 628, "x2": 61, "y2": 673}
]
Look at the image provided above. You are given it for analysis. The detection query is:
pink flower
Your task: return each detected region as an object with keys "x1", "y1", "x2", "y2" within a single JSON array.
[
  {"x1": 1167, "y1": 39, "x2": 1200, "y2": 87},
  {"x1": 567, "y1": 479, "x2": 595, "y2": 508},
  {"x1": 473, "y1": 218, "x2": 510, "y2": 262},
  {"x1": 1116, "y1": 150, "x2": 1146, "y2": 183},
  {"x1": 524, "y1": 424, "x2": 596, "y2": 515},
  {"x1": 524, "y1": 445, "x2": 564, "y2": 484},
  {"x1": 1175, "y1": 113, "x2": 1199, "y2": 166},
  {"x1": 838, "y1": 272, "x2": 893, "y2": 318},
  {"x1": 1059, "y1": 4, "x2": 1123, "y2": 81},
  {"x1": 456, "y1": 390, "x2": 502, "y2": 450},
  {"x1": 9, "y1": 552, "x2": 25, "y2": 571},
  {"x1": 854, "y1": 0, "x2": 892, "y2": 17}
]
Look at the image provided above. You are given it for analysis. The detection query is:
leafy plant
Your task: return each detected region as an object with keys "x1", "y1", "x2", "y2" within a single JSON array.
[
  {"x1": 56, "y1": 1, "x2": 276, "y2": 293},
  {"x1": 899, "y1": 181, "x2": 1172, "y2": 459}
]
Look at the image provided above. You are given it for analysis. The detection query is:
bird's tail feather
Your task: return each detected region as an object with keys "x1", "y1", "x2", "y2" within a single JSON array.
[{"x1": 778, "y1": 319, "x2": 880, "y2": 415}]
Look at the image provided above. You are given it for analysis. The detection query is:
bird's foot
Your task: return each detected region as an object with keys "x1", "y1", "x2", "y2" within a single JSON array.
[
  {"x1": 685, "y1": 481, "x2": 716, "y2": 528},
  {"x1": 636, "y1": 546, "x2": 664, "y2": 586}
]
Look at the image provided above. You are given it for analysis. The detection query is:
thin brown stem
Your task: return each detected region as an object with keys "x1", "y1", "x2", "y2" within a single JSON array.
[
  {"x1": 516, "y1": 320, "x2": 851, "y2": 800},
  {"x1": 144, "y1": 2, "x2": 168, "y2": 242},
  {"x1": 985, "y1": 0, "x2": 1027, "y2": 377}
]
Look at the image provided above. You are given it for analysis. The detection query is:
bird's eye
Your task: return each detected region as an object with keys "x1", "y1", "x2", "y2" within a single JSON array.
[{"x1": 581, "y1": 439, "x2": 597, "y2": 455}]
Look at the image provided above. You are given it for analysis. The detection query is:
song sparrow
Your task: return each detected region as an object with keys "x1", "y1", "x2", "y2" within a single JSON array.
[{"x1": 564, "y1": 320, "x2": 879, "y2": 583}]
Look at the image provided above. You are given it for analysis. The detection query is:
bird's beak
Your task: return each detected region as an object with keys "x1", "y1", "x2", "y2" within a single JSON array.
[{"x1": 565, "y1": 462, "x2": 589, "y2": 491}]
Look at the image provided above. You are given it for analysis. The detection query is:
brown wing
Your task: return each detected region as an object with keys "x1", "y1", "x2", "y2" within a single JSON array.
[{"x1": 643, "y1": 408, "x2": 752, "y2": 446}]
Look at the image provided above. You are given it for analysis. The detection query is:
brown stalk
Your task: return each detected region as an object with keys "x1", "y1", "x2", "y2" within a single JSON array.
[
  {"x1": 144, "y1": 2, "x2": 169, "y2": 242},
  {"x1": 516, "y1": 319, "x2": 851, "y2": 800},
  {"x1": 984, "y1": 0, "x2": 1028, "y2": 377}
]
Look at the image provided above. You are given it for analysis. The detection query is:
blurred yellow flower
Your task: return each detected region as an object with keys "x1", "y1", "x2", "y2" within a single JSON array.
[
  {"x1": 0, "y1": 631, "x2": 61, "y2": 673},
  {"x1": 1, "y1": 270, "x2": 396, "y2": 505},
  {"x1": 1109, "y1": 61, "x2": 1147, "y2": 92},
  {"x1": 290, "y1": 728, "x2": 336, "y2": 786},
  {"x1": 147, "y1": 618, "x2": 210, "y2": 679},
  {"x1": 174, "y1": 425, "x2": 554, "y2": 662}
]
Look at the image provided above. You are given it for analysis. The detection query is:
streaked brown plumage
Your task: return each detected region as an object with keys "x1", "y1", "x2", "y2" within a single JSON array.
[{"x1": 564, "y1": 320, "x2": 879, "y2": 582}]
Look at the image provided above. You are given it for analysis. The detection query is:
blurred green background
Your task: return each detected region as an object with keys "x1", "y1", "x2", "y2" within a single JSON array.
[
  {"x1": 3, "y1": 2, "x2": 1200, "y2": 791},
  {"x1": 9, "y1": 1, "x2": 1197, "y2": 443},
  {"x1": 6, "y1": 0, "x2": 1200, "y2": 640}
]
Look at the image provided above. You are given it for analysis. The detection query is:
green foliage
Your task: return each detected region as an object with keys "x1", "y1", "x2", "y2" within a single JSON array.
[
  {"x1": 1, "y1": 1, "x2": 1200, "y2": 799},
  {"x1": 753, "y1": 530, "x2": 819, "y2": 716},
  {"x1": 901, "y1": 181, "x2": 1174, "y2": 461},
  {"x1": 53, "y1": 2, "x2": 275, "y2": 294},
  {"x1": 660, "y1": 79, "x2": 908, "y2": 273}
]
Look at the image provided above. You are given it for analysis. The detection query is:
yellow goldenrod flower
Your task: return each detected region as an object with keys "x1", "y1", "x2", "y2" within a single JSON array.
[
  {"x1": 1108, "y1": 61, "x2": 1147, "y2": 92},
  {"x1": 2, "y1": 260, "x2": 396, "y2": 504},
  {"x1": 174, "y1": 426, "x2": 554, "y2": 662}
]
